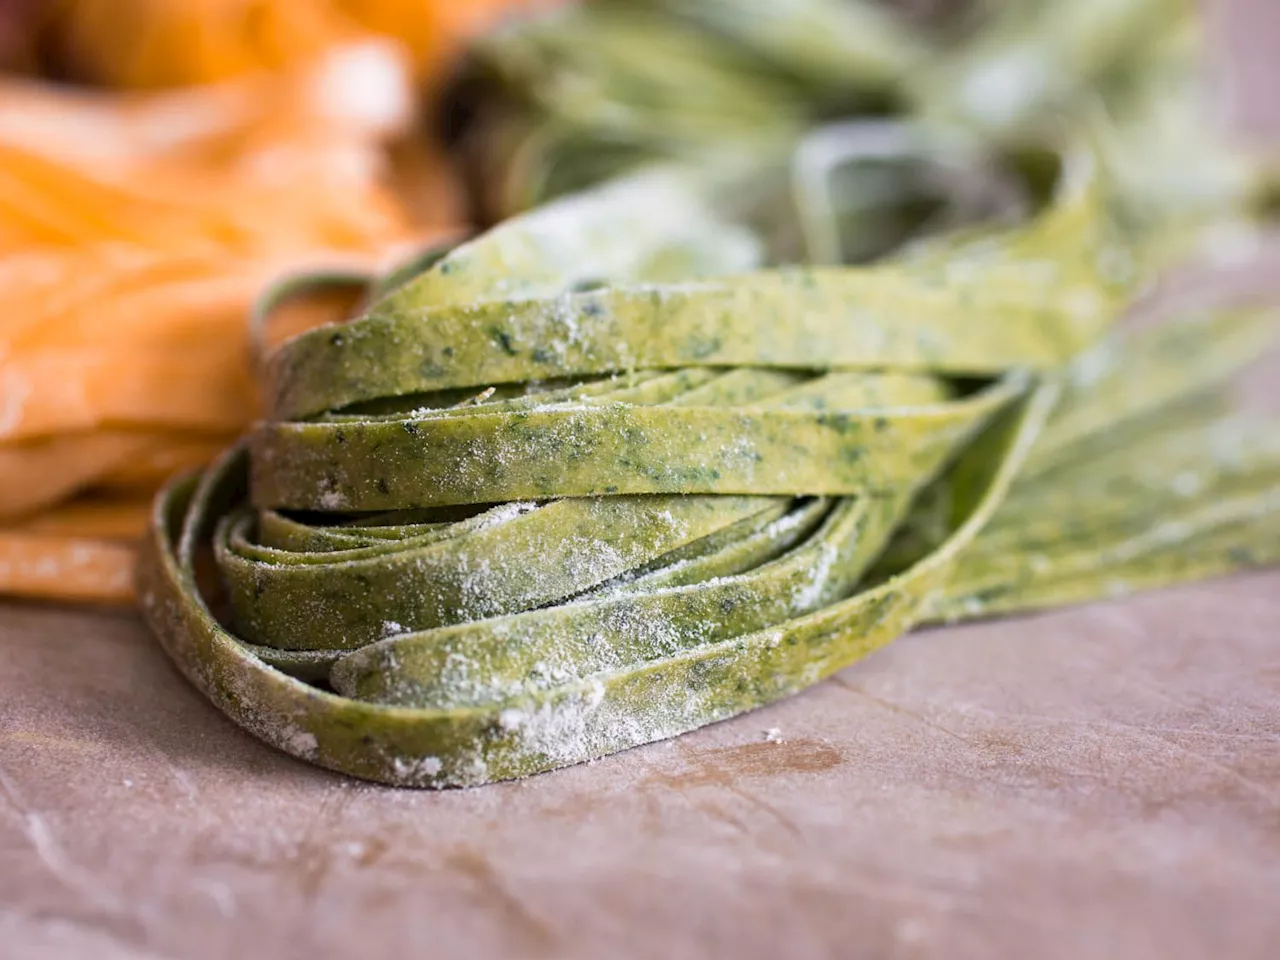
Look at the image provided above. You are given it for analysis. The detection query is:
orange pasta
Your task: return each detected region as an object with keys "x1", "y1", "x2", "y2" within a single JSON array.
[
  {"x1": 0, "y1": 533, "x2": 139, "y2": 605},
  {"x1": 0, "y1": 12, "x2": 502, "y2": 603}
]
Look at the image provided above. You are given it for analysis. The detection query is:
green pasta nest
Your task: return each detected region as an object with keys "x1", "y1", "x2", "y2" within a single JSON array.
[
  {"x1": 139, "y1": 149, "x2": 1279, "y2": 786},
  {"x1": 139, "y1": 0, "x2": 1279, "y2": 786}
]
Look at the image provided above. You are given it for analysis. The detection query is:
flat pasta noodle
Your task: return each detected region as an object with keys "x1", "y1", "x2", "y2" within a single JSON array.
[{"x1": 0, "y1": 533, "x2": 136, "y2": 605}]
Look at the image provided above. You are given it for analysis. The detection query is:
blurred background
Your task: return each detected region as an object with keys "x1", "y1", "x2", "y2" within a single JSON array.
[{"x1": 0, "y1": 0, "x2": 1275, "y2": 605}]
